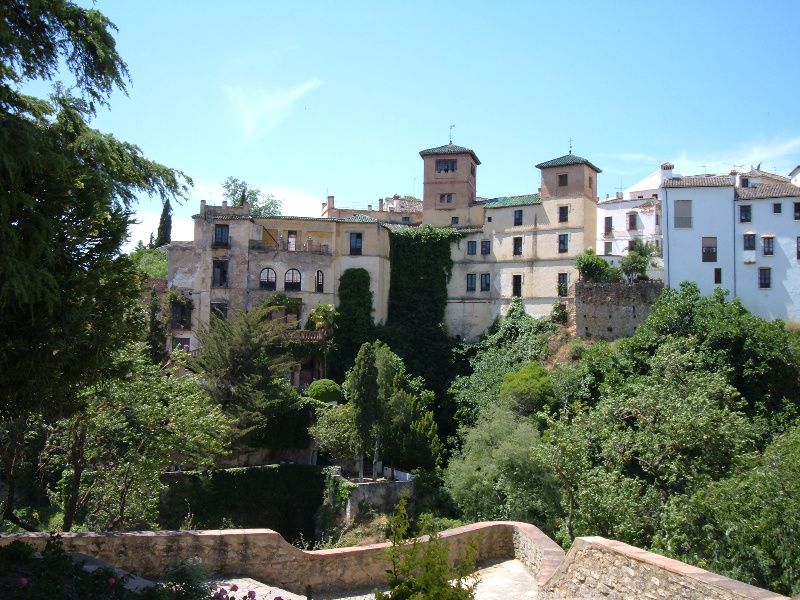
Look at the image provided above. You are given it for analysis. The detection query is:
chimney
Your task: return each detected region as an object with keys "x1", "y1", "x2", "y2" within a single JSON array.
[
  {"x1": 327, "y1": 195, "x2": 335, "y2": 210},
  {"x1": 729, "y1": 169, "x2": 738, "y2": 184},
  {"x1": 200, "y1": 199, "x2": 206, "y2": 214},
  {"x1": 378, "y1": 198, "x2": 384, "y2": 212},
  {"x1": 660, "y1": 162, "x2": 674, "y2": 180},
  {"x1": 616, "y1": 191, "x2": 623, "y2": 200},
  {"x1": 367, "y1": 204, "x2": 373, "y2": 211},
  {"x1": 221, "y1": 200, "x2": 228, "y2": 208}
]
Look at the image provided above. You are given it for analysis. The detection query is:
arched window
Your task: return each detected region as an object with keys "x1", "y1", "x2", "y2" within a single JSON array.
[
  {"x1": 315, "y1": 270, "x2": 324, "y2": 293},
  {"x1": 284, "y1": 268, "x2": 301, "y2": 291},
  {"x1": 259, "y1": 268, "x2": 276, "y2": 291}
]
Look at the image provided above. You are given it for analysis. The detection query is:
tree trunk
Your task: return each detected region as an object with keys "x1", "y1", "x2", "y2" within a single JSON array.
[
  {"x1": 62, "y1": 419, "x2": 88, "y2": 532},
  {"x1": 1, "y1": 419, "x2": 36, "y2": 532},
  {"x1": 371, "y1": 435, "x2": 381, "y2": 481},
  {"x1": 357, "y1": 451, "x2": 364, "y2": 482}
]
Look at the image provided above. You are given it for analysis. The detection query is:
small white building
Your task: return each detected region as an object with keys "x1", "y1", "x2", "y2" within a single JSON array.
[{"x1": 661, "y1": 169, "x2": 800, "y2": 322}]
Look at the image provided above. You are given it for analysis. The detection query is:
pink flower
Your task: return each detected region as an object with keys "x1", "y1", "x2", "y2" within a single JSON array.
[
  {"x1": 19, "y1": 577, "x2": 29, "y2": 587},
  {"x1": 108, "y1": 576, "x2": 116, "y2": 585},
  {"x1": 248, "y1": 592, "x2": 256, "y2": 599},
  {"x1": 230, "y1": 583, "x2": 238, "y2": 591}
]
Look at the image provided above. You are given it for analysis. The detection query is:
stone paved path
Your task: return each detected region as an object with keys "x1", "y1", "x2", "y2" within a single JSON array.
[{"x1": 212, "y1": 558, "x2": 538, "y2": 600}]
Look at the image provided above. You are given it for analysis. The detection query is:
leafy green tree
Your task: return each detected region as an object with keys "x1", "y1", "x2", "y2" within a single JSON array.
[
  {"x1": 145, "y1": 289, "x2": 167, "y2": 364},
  {"x1": 306, "y1": 378, "x2": 342, "y2": 405},
  {"x1": 154, "y1": 198, "x2": 172, "y2": 247},
  {"x1": 450, "y1": 298, "x2": 553, "y2": 427},
  {"x1": 574, "y1": 248, "x2": 621, "y2": 282},
  {"x1": 619, "y1": 251, "x2": 649, "y2": 282},
  {"x1": 309, "y1": 302, "x2": 338, "y2": 376},
  {"x1": 0, "y1": 0, "x2": 190, "y2": 529},
  {"x1": 130, "y1": 246, "x2": 168, "y2": 278},
  {"x1": 375, "y1": 498, "x2": 479, "y2": 600},
  {"x1": 189, "y1": 303, "x2": 299, "y2": 441},
  {"x1": 310, "y1": 402, "x2": 361, "y2": 467},
  {"x1": 346, "y1": 342, "x2": 380, "y2": 480},
  {"x1": 222, "y1": 176, "x2": 282, "y2": 216},
  {"x1": 445, "y1": 404, "x2": 560, "y2": 530},
  {"x1": 499, "y1": 362, "x2": 555, "y2": 416},
  {"x1": 42, "y1": 346, "x2": 230, "y2": 531},
  {"x1": 656, "y1": 425, "x2": 800, "y2": 596}
]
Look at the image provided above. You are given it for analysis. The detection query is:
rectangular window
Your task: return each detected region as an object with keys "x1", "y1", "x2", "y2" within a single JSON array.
[
  {"x1": 741, "y1": 177, "x2": 750, "y2": 188},
  {"x1": 797, "y1": 236, "x2": 800, "y2": 260},
  {"x1": 512, "y1": 274, "x2": 522, "y2": 297},
  {"x1": 714, "y1": 268, "x2": 722, "y2": 285},
  {"x1": 402, "y1": 216, "x2": 410, "y2": 223},
  {"x1": 514, "y1": 209, "x2": 523, "y2": 226},
  {"x1": 655, "y1": 212, "x2": 660, "y2": 226},
  {"x1": 439, "y1": 193, "x2": 453, "y2": 203},
  {"x1": 558, "y1": 206, "x2": 569, "y2": 223},
  {"x1": 557, "y1": 272, "x2": 568, "y2": 297},
  {"x1": 513, "y1": 236, "x2": 523, "y2": 256},
  {"x1": 743, "y1": 233, "x2": 755, "y2": 250},
  {"x1": 349, "y1": 232, "x2": 363, "y2": 255},
  {"x1": 467, "y1": 241, "x2": 477, "y2": 255},
  {"x1": 558, "y1": 233, "x2": 569, "y2": 253},
  {"x1": 213, "y1": 224, "x2": 230, "y2": 247},
  {"x1": 212, "y1": 260, "x2": 228, "y2": 288},
  {"x1": 470, "y1": 163, "x2": 476, "y2": 176},
  {"x1": 451, "y1": 216, "x2": 459, "y2": 225},
  {"x1": 773, "y1": 202, "x2": 782, "y2": 214},
  {"x1": 702, "y1": 237, "x2": 717, "y2": 263},
  {"x1": 287, "y1": 230, "x2": 297, "y2": 251},
  {"x1": 627, "y1": 212, "x2": 637, "y2": 230},
  {"x1": 604, "y1": 241, "x2": 612, "y2": 255},
  {"x1": 171, "y1": 301, "x2": 192, "y2": 330},
  {"x1": 739, "y1": 205, "x2": 751, "y2": 223},
  {"x1": 604, "y1": 216, "x2": 613, "y2": 234},
  {"x1": 759, "y1": 267, "x2": 771, "y2": 289},
  {"x1": 674, "y1": 200, "x2": 692, "y2": 228},
  {"x1": 487, "y1": 216, "x2": 492, "y2": 223},
  {"x1": 763, "y1": 236, "x2": 774, "y2": 256},
  {"x1": 795, "y1": 202, "x2": 800, "y2": 220},
  {"x1": 211, "y1": 302, "x2": 228, "y2": 321},
  {"x1": 466, "y1": 273, "x2": 476, "y2": 292},
  {"x1": 435, "y1": 159, "x2": 457, "y2": 173},
  {"x1": 558, "y1": 173, "x2": 568, "y2": 187},
  {"x1": 480, "y1": 273, "x2": 491, "y2": 291},
  {"x1": 172, "y1": 337, "x2": 190, "y2": 351},
  {"x1": 481, "y1": 240, "x2": 491, "y2": 255}
]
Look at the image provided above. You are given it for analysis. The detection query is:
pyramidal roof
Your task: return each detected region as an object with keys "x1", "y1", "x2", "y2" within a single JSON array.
[
  {"x1": 419, "y1": 142, "x2": 480, "y2": 165},
  {"x1": 535, "y1": 153, "x2": 602, "y2": 173}
]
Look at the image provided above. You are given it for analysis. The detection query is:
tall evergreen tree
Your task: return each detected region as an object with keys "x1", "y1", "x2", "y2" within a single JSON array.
[
  {"x1": 154, "y1": 198, "x2": 172, "y2": 246},
  {"x1": 347, "y1": 342, "x2": 379, "y2": 480}
]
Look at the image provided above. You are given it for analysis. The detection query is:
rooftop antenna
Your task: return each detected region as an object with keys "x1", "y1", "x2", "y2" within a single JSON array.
[
  {"x1": 449, "y1": 123, "x2": 455, "y2": 144},
  {"x1": 698, "y1": 164, "x2": 707, "y2": 174},
  {"x1": 568, "y1": 137, "x2": 573, "y2": 154}
]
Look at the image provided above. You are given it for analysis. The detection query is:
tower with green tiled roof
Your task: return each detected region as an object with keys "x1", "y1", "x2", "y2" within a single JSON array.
[
  {"x1": 536, "y1": 152, "x2": 601, "y2": 199},
  {"x1": 419, "y1": 141, "x2": 480, "y2": 227}
]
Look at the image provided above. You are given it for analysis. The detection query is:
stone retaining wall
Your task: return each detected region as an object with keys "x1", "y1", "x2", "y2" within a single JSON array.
[
  {"x1": 575, "y1": 280, "x2": 663, "y2": 339},
  {"x1": 0, "y1": 526, "x2": 787, "y2": 598},
  {"x1": 540, "y1": 537, "x2": 788, "y2": 599}
]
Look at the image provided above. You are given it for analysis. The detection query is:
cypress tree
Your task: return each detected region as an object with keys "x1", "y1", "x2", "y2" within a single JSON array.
[{"x1": 155, "y1": 199, "x2": 172, "y2": 246}]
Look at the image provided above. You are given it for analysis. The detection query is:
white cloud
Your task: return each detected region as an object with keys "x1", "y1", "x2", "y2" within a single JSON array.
[
  {"x1": 672, "y1": 136, "x2": 800, "y2": 176},
  {"x1": 225, "y1": 78, "x2": 321, "y2": 138}
]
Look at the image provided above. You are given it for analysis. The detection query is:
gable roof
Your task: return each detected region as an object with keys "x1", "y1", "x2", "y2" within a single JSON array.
[
  {"x1": 662, "y1": 175, "x2": 732, "y2": 188},
  {"x1": 741, "y1": 168, "x2": 790, "y2": 183},
  {"x1": 484, "y1": 193, "x2": 541, "y2": 208},
  {"x1": 419, "y1": 142, "x2": 481, "y2": 165},
  {"x1": 736, "y1": 183, "x2": 800, "y2": 199},
  {"x1": 535, "y1": 153, "x2": 602, "y2": 173}
]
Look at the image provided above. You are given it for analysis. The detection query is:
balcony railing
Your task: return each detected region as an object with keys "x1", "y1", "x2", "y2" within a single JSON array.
[
  {"x1": 249, "y1": 239, "x2": 331, "y2": 255},
  {"x1": 211, "y1": 240, "x2": 230, "y2": 248},
  {"x1": 674, "y1": 217, "x2": 693, "y2": 228}
]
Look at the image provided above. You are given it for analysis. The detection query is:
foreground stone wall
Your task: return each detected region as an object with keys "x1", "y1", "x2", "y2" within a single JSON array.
[
  {"x1": 0, "y1": 526, "x2": 787, "y2": 598},
  {"x1": 540, "y1": 537, "x2": 788, "y2": 600},
  {"x1": 575, "y1": 280, "x2": 663, "y2": 340}
]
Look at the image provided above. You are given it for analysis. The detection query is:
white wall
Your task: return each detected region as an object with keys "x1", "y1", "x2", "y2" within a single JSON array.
[
  {"x1": 662, "y1": 185, "x2": 736, "y2": 297},
  {"x1": 597, "y1": 198, "x2": 661, "y2": 257},
  {"x1": 734, "y1": 197, "x2": 800, "y2": 321}
]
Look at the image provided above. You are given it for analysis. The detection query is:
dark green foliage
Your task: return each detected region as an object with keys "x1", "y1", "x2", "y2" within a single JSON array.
[
  {"x1": 243, "y1": 403, "x2": 312, "y2": 450},
  {"x1": 450, "y1": 298, "x2": 554, "y2": 427},
  {"x1": 145, "y1": 290, "x2": 167, "y2": 363},
  {"x1": 499, "y1": 362, "x2": 555, "y2": 417},
  {"x1": 154, "y1": 199, "x2": 172, "y2": 247},
  {"x1": 189, "y1": 302, "x2": 299, "y2": 438},
  {"x1": 656, "y1": 425, "x2": 800, "y2": 596},
  {"x1": 574, "y1": 249, "x2": 621, "y2": 282},
  {"x1": 331, "y1": 268, "x2": 375, "y2": 377},
  {"x1": 306, "y1": 379, "x2": 342, "y2": 404},
  {"x1": 375, "y1": 498, "x2": 478, "y2": 600},
  {"x1": 159, "y1": 465, "x2": 325, "y2": 543}
]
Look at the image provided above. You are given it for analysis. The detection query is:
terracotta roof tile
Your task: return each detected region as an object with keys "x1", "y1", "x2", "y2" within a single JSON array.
[
  {"x1": 737, "y1": 183, "x2": 800, "y2": 199},
  {"x1": 662, "y1": 176, "x2": 732, "y2": 188},
  {"x1": 535, "y1": 154, "x2": 602, "y2": 173}
]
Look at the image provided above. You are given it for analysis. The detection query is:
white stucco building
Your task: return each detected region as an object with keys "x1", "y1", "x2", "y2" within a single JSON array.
[{"x1": 661, "y1": 169, "x2": 800, "y2": 322}]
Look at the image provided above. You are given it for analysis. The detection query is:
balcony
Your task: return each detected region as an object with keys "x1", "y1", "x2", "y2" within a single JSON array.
[
  {"x1": 211, "y1": 240, "x2": 230, "y2": 249},
  {"x1": 249, "y1": 239, "x2": 332, "y2": 255}
]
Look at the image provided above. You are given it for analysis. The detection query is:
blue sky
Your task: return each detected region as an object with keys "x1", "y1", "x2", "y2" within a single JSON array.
[{"x1": 56, "y1": 1, "x2": 800, "y2": 247}]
